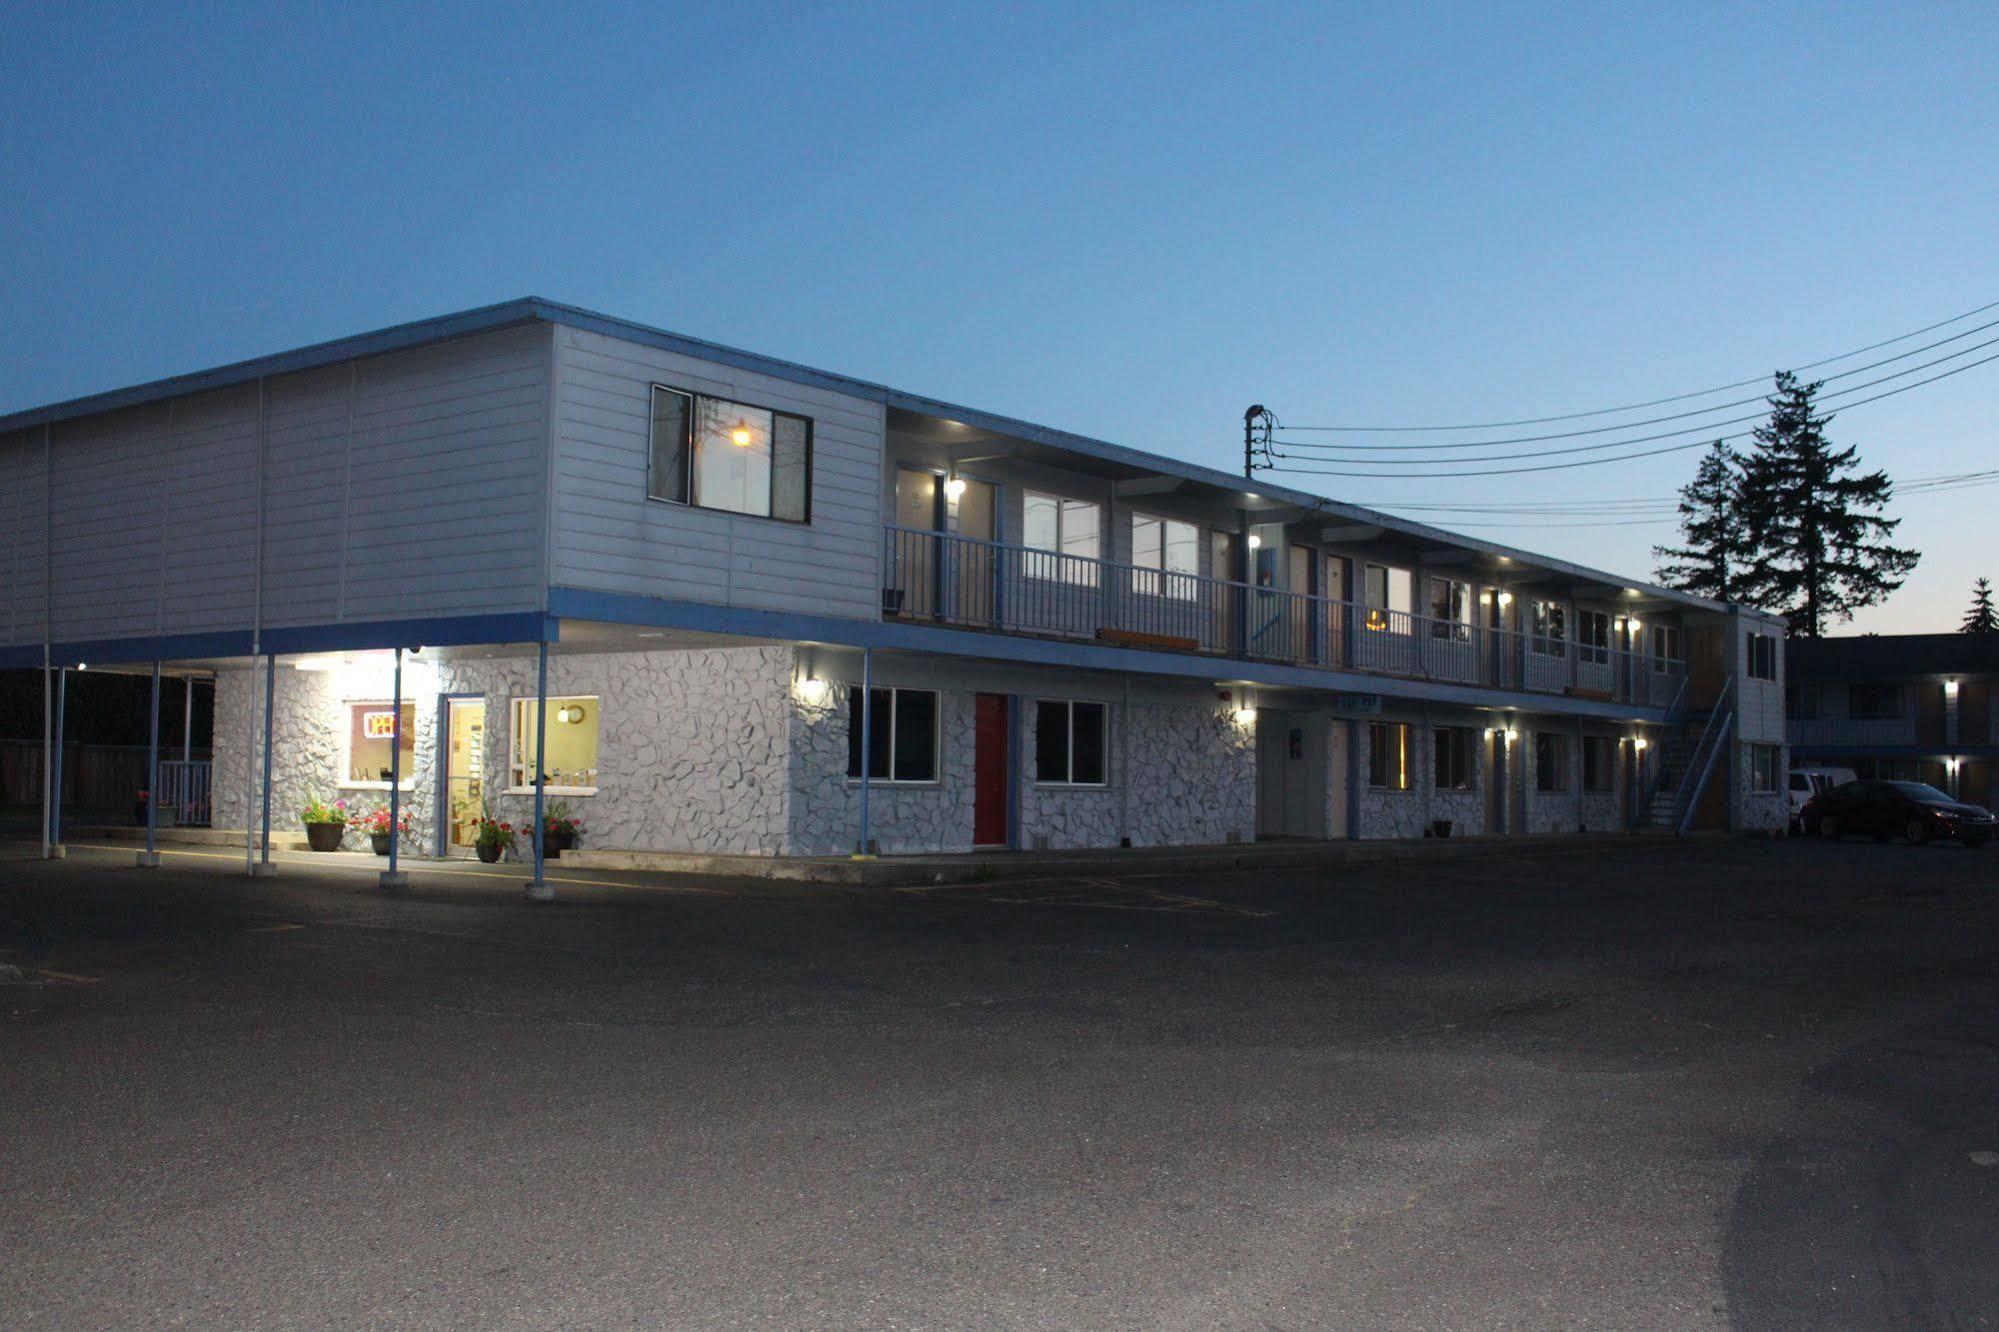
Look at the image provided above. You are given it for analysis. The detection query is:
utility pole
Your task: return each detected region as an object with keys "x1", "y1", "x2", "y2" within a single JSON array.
[{"x1": 1243, "y1": 405, "x2": 1274, "y2": 479}]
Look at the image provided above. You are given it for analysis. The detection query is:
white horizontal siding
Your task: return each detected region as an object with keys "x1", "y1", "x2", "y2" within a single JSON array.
[
  {"x1": 549, "y1": 327, "x2": 886, "y2": 621},
  {"x1": 18, "y1": 323, "x2": 553, "y2": 653}
]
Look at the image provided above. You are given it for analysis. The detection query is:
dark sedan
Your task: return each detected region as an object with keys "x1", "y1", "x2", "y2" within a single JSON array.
[{"x1": 1802, "y1": 780, "x2": 1995, "y2": 847}]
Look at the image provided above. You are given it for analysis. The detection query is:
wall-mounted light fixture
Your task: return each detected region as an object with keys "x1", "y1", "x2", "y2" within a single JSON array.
[
  {"x1": 1234, "y1": 707, "x2": 1258, "y2": 724},
  {"x1": 1503, "y1": 728, "x2": 1519, "y2": 743},
  {"x1": 1246, "y1": 534, "x2": 1263, "y2": 551},
  {"x1": 1633, "y1": 737, "x2": 1650, "y2": 752},
  {"x1": 1496, "y1": 592, "x2": 1514, "y2": 607},
  {"x1": 944, "y1": 476, "x2": 967, "y2": 502},
  {"x1": 797, "y1": 675, "x2": 830, "y2": 705},
  {"x1": 1946, "y1": 678, "x2": 1960, "y2": 699}
]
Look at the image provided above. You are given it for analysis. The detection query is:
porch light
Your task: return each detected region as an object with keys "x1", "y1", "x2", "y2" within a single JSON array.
[
  {"x1": 1946, "y1": 678, "x2": 1960, "y2": 698},
  {"x1": 796, "y1": 675, "x2": 830, "y2": 705},
  {"x1": 729, "y1": 419, "x2": 754, "y2": 446},
  {"x1": 1503, "y1": 729, "x2": 1518, "y2": 743},
  {"x1": 1247, "y1": 534, "x2": 1263, "y2": 550},
  {"x1": 1496, "y1": 592, "x2": 1513, "y2": 607},
  {"x1": 944, "y1": 476, "x2": 967, "y2": 502},
  {"x1": 1234, "y1": 707, "x2": 1258, "y2": 724},
  {"x1": 1627, "y1": 618, "x2": 1642, "y2": 634},
  {"x1": 75, "y1": 662, "x2": 86, "y2": 671},
  {"x1": 1633, "y1": 737, "x2": 1650, "y2": 752}
]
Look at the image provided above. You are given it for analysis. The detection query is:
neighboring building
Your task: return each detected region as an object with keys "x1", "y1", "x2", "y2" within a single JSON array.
[
  {"x1": 0, "y1": 299, "x2": 1788, "y2": 864},
  {"x1": 1788, "y1": 633, "x2": 1999, "y2": 808}
]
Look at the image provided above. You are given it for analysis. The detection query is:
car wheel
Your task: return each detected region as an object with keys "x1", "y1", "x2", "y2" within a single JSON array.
[
  {"x1": 1817, "y1": 814, "x2": 1838, "y2": 840},
  {"x1": 1906, "y1": 818, "x2": 1930, "y2": 846}
]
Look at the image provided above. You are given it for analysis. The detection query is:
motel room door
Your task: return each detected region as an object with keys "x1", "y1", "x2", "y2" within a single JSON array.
[
  {"x1": 1257, "y1": 709, "x2": 1327, "y2": 839},
  {"x1": 974, "y1": 693, "x2": 1009, "y2": 848}
]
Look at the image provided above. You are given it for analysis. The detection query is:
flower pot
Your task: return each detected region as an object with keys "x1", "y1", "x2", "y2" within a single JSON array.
[
  {"x1": 476, "y1": 842, "x2": 502, "y2": 864},
  {"x1": 306, "y1": 822, "x2": 345, "y2": 852},
  {"x1": 542, "y1": 829, "x2": 573, "y2": 859},
  {"x1": 1430, "y1": 819, "x2": 1454, "y2": 839},
  {"x1": 371, "y1": 832, "x2": 393, "y2": 856}
]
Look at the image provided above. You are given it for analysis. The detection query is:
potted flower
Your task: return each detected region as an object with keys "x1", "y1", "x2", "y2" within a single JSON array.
[
  {"x1": 301, "y1": 796, "x2": 348, "y2": 852},
  {"x1": 543, "y1": 802, "x2": 584, "y2": 859},
  {"x1": 354, "y1": 806, "x2": 412, "y2": 856},
  {"x1": 472, "y1": 815, "x2": 516, "y2": 864}
]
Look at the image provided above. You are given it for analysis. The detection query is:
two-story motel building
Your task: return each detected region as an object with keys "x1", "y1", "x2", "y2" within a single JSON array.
[{"x1": 0, "y1": 300, "x2": 1789, "y2": 881}]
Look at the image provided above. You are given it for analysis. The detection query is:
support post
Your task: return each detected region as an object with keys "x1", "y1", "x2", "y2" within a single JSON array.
[
  {"x1": 50, "y1": 667, "x2": 67, "y2": 852},
  {"x1": 380, "y1": 648, "x2": 408, "y2": 890},
  {"x1": 258, "y1": 654, "x2": 276, "y2": 872},
  {"x1": 243, "y1": 656, "x2": 257, "y2": 876},
  {"x1": 525, "y1": 638, "x2": 554, "y2": 900},
  {"x1": 138, "y1": 662, "x2": 161, "y2": 867},
  {"x1": 855, "y1": 647, "x2": 874, "y2": 857},
  {"x1": 182, "y1": 676, "x2": 193, "y2": 764},
  {"x1": 40, "y1": 660, "x2": 54, "y2": 860}
]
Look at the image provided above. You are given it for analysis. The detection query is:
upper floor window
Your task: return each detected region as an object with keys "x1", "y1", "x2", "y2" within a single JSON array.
[
  {"x1": 1849, "y1": 682, "x2": 1903, "y2": 720},
  {"x1": 1023, "y1": 492, "x2": 1101, "y2": 586},
  {"x1": 1578, "y1": 610, "x2": 1611, "y2": 665},
  {"x1": 1531, "y1": 600, "x2": 1567, "y2": 657},
  {"x1": 1651, "y1": 624, "x2": 1682, "y2": 669},
  {"x1": 1786, "y1": 683, "x2": 1821, "y2": 720},
  {"x1": 1428, "y1": 578, "x2": 1473, "y2": 640},
  {"x1": 1363, "y1": 564, "x2": 1413, "y2": 631},
  {"x1": 1130, "y1": 514, "x2": 1199, "y2": 600},
  {"x1": 1747, "y1": 633, "x2": 1777, "y2": 681},
  {"x1": 649, "y1": 385, "x2": 811, "y2": 523}
]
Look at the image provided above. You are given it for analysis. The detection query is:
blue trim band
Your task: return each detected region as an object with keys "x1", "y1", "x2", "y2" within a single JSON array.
[{"x1": 12, "y1": 611, "x2": 558, "y2": 669}]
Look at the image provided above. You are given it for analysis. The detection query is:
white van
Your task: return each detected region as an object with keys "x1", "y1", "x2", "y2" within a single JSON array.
[{"x1": 1789, "y1": 766, "x2": 1859, "y2": 831}]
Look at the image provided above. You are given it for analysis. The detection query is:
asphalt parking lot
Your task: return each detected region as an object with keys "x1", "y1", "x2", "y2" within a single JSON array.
[{"x1": 4, "y1": 837, "x2": 1997, "y2": 1330}]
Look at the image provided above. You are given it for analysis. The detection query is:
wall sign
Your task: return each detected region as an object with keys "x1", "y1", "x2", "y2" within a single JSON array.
[
  {"x1": 362, "y1": 710, "x2": 399, "y2": 739},
  {"x1": 1332, "y1": 694, "x2": 1383, "y2": 715}
]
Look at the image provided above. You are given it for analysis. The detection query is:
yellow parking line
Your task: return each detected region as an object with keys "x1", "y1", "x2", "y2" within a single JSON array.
[
  {"x1": 64, "y1": 843, "x2": 725, "y2": 896},
  {"x1": 36, "y1": 969, "x2": 99, "y2": 984}
]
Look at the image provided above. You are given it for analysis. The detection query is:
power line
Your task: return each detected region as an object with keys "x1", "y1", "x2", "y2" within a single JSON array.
[
  {"x1": 1263, "y1": 347, "x2": 1999, "y2": 480},
  {"x1": 1271, "y1": 316, "x2": 1999, "y2": 450},
  {"x1": 1275, "y1": 296, "x2": 1999, "y2": 432},
  {"x1": 1266, "y1": 334, "x2": 1999, "y2": 468}
]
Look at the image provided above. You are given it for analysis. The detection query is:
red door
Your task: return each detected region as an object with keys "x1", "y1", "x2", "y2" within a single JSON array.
[{"x1": 974, "y1": 693, "x2": 1009, "y2": 847}]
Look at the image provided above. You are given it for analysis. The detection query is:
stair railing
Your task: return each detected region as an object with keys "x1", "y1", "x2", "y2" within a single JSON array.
[{"x1": 1673, "y1": 677, "x2": 1736, "y2": 836}]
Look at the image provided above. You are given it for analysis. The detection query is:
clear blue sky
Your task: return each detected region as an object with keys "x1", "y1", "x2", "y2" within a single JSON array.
[{"x1": 3, "y1": 2, "x2": 1993, "y2": 633}]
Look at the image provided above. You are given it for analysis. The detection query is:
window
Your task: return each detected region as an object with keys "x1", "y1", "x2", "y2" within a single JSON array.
[
  {"x1": 1433, "y1": 726, "x2": 1475, "y2": 790},
  {"x1": 1530, "y1": 601, "x2": 1567, "y2": 657},
  {"x1": 1848, "y1": 683, "x2": 1903, "y2": 720},
  {"x1": 1130, "y1": 514, "x2": 1199, "y2": 600},
  {"x1": 1750, "y1": 745, "x2": 1782, "y2": 793},
  {"x1": 1650, "y1": 624, "x2": 1682, "y2": 669},
  {"x1": 1748, "y1": 633, "x2": 1777, "y2": 681},
  {"x1": 509, "y1": 696, "x2": 601, "y2": 792},
  {"x1": 1786, "y1": 683, "x2": 1821, "y2": 720},
  {"x1": 1035, "y1": 699, "x2": 1108, "y2": 785},
  {"x1": 1368, "y1": 721, "x2": 1411, "y2": 790},
  {"x1": 648, "y1": 385, "x2": 811, "y2": 522},
  {"x1": 342, "y1": 701, "x2": 416, "y2": 788},
  {"x1": 1364, "y1": 564, "x2": 1413, "y2": 631},
  {"x1": 1023, "y1": 492, "x2": 1101, "y2": 586},
  {"x1": 1582, "y1": 736, "x2": 1615, "y2": 792},
  {"x1": 1535, "y1": 732, "x2": 1570, "y2": 791},
  {"x1": 1579, "y1": 610, "x2": 1611, "y2": 665},
  {"x1": 1428, "y1": 578, "x2": 1472, "y2": 640},
  {"x1": 846, "y1": 687, "x2": 938, "y2": 783}
]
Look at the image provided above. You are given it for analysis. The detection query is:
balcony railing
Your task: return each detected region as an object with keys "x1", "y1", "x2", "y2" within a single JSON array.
[{"x1": 883, "y1": 525, "x2": 1686, "y2": 707}]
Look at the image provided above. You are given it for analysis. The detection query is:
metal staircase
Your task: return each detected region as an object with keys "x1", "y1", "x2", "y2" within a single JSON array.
[{"x1": 1640, "y1": 678, "x2": 1736, "y2": 835}]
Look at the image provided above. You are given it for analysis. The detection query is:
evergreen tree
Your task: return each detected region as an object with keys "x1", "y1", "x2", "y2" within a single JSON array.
[
  {"x1": 1963, "y1": 577, "x2": 1998, "y2": 634},
  {"x1": 1653, "y1": 440, "x2": 1750, "y2": 601},
  {"x1": 1736, "y1": 371, "x2": 1918, "y2": 637}
]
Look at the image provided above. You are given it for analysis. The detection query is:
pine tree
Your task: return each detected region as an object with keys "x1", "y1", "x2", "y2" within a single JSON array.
[
  {"x1": 1963, "y1": 578, "x2": 1998, "y2": 634},
  {"x1": 1654, "y1": 441, "x2": 1750, "y2": 601},
  {"x1": 1736, "y1": 371, "x2": 1918, "y2": 637}
]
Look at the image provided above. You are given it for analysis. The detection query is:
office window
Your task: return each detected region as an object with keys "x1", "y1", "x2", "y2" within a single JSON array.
[
  {"x1": 1433, "y1": 726, "x2": 1476, "y2": 790},
  {"x1": 1535, "y1": 732, "x2": 1570, "y2": 791},
  {"x1": 1130, "y1": 514, "x2": 1199, "y2": 600},
  {"x1": 846, "y1": 687, "x2": 939, "y2": 783},
  {"x1": 1751, "y1": 745, "x2": 1782, "y2": 793},
  {"x1": 1531, "y1": 601, "x2": 1567, "y2": 657},
  {"x1": 1023, "y1": 492, "x2": 1101, "y2": 586},
  {"x1": 1582, "y1": 735, "x2": 1615, "y2": 792},
  {"x1": 1368, "y1": 721, "x2": 1411, "y2": 790},
  {"x1": 1034, "y1": 699, "x2": 1108, "y2": 785},
  {"x1": 342, "y1": 701, "x2": 416, "y2": 788},
  {"x1": 1748, "y1": 633, "x2": 1777, "y2": 681},
  {"x1": 1848, "y1": 683, "x2": 1903, "y2": 720},
  {"x1": 1429, "y1": 578, "x2": 1473, "y2": 640},
  {"x1": 648, "y1": 385, "x2": 811, "y2": 522},
  {"x1": 1579, "y1": 610, "x2": 1611, "y2": 664},
  {"x1": 1651, "y1": 624, "x2": 1682, "y2": 668},
  {"x1": 509, "y1": 697, "x2": 601, "y2": 791}
]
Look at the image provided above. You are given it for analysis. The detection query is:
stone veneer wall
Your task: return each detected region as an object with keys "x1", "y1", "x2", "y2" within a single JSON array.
[
  {"x1": 1353, "y1": 717, "x2": 1488, "y2": 840},
  {"x1": 1125, "y1": 702, "x2": 1255, "y2": 849},
  {"x1": 1518, "y1": 723, "x2": 1631, "y2": 834},
  {"x1": 788, "y1": 683, "x2": 976, "y2": 856},
  {"x1": 1733, "y1": 742, "x2": 1790, "y2": 833},
  {"x1": 213, "y1": 646, "x2": 795, "y2": 855}
]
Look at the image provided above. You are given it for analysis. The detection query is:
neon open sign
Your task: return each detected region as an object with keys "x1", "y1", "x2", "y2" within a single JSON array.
[{"x1": 362, "y1": 711, "x2": 399, "y2": 739}]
